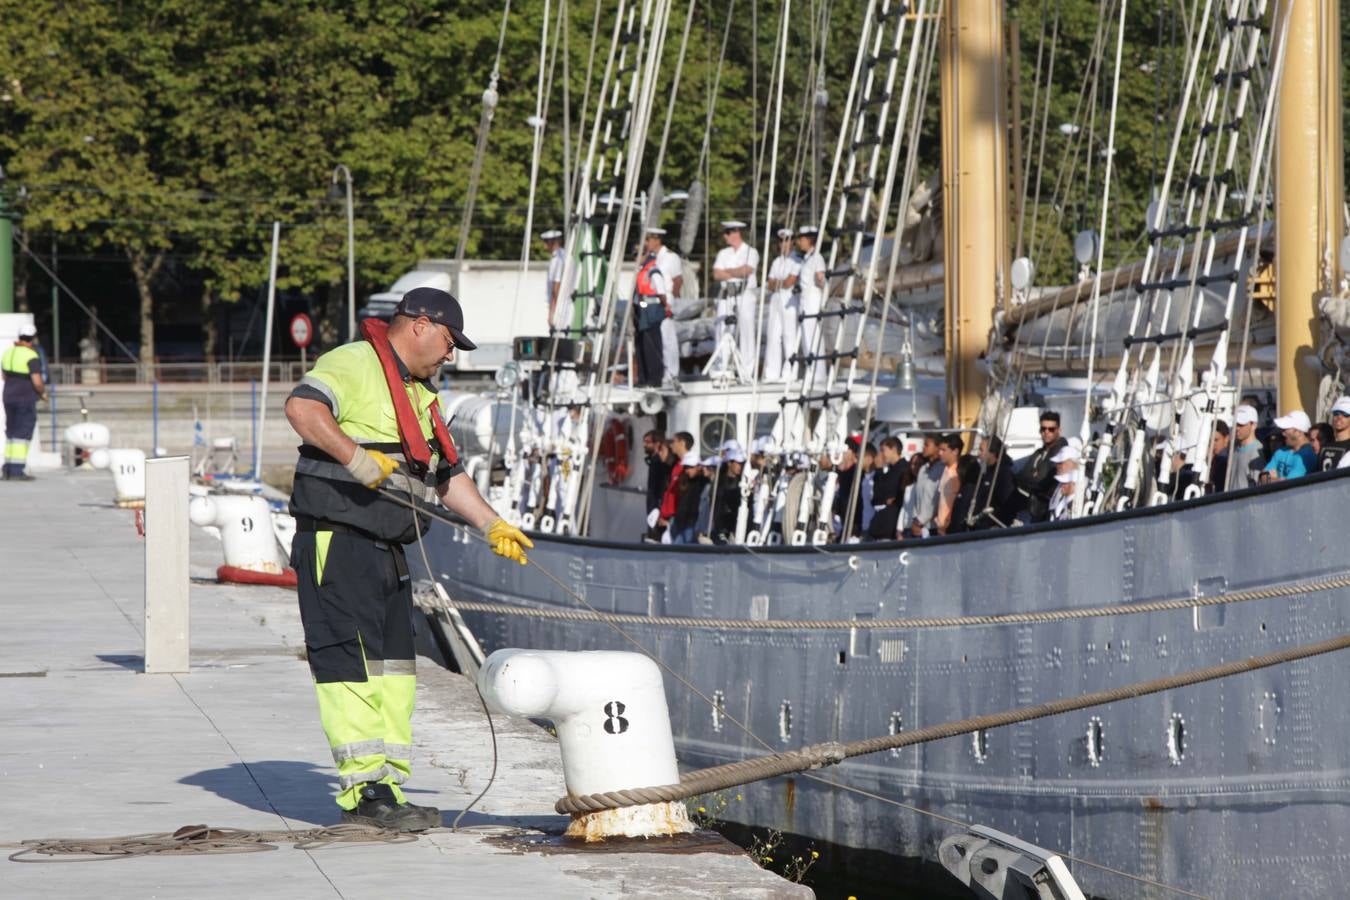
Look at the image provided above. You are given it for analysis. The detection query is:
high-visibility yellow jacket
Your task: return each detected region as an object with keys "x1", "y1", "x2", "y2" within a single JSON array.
[
  {"x1": 1, "y1": 344, "x2": 41, "y2": 404},
  {"x1": 288, "y1": 341, "x2": 461, "y2": 543}
]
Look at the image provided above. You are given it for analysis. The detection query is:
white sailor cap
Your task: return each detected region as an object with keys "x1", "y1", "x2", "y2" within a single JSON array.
[
  {"x1": 645, "y1": 226, "x2": 668, "y2": 236},
  {"x1": 540, "y1": 229, "x2": 563, "y2": 240},
  {"x1": 720, "y1": 220, "x2": 747, "y2": 231},
  {"x1": 776, "y1": 227, "x2": 794, "y2": 239},
  {"x1": 796, "y1": 224, "x2": 819, "y2": 237},
  {"x1": 718, "y1": 438, "x2": 743, "y2": 455},
  {"x1": 680, "y1": 450, "x2": 700, "y2": 466},
  {"x1": 1050, "y1": 442, "x2": 1080, "y2": 464},
  {"x1": 700, "y1": 455, "x2": 721, "y2": 467},
  {"x1": 1331, "y1": 396, "x2": 1350, "y2": 417},
  {"x1": 1233, "y1": 404, "x2": 1258, "y2": 425}
]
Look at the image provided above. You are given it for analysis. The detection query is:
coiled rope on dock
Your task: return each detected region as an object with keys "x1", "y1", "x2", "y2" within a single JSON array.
[
  {"x1": 554, "y1": 631, "x2": 1350, "y2": 814},
  {"x1": 6, "y1": 824, "x2": 416, "y2": 862},
  {"x1": 415, "y1": 570, "x2": 1350, "y2": 631}
]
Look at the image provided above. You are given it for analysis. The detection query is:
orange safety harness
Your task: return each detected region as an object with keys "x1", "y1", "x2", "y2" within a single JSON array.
[{"x1": 361, "y1": 318, "x2": 459, "y2": 475}]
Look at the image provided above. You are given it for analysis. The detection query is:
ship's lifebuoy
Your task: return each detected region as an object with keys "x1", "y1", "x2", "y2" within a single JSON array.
[{"x1": 599, "y1": 417, "x2": 632, "y2": 485}]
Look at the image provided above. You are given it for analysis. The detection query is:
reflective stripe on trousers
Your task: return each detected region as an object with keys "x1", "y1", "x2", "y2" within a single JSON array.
[{"x1": 4, "y1": 438, "x2": 30, "y2": 462}]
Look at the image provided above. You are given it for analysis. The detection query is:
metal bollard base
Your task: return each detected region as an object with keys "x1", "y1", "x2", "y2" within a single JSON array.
[{"x1": 565, "y1": 802, "x2": 695, "y2": 842}]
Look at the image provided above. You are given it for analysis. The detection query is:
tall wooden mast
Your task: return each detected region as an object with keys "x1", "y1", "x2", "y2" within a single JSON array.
[
  {"x1": 1275, "y1": 0, "x2": 1343, "y2": 414},
  {"x1": 940, "y1": 0, "x2": 1009, "y2": 429}
]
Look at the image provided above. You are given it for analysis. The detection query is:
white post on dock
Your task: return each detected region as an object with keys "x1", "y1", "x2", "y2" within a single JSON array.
[
  {"x1": 143, "y1": 456, "x2": 190, "y2": 674},
  {"x1": 254, "y1": 221, "x2": 281, "y2": 478}
]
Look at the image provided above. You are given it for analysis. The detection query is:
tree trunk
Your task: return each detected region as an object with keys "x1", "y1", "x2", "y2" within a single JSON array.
[
  {"x1": 14, "y1": 231, "x2": 28, "y2": 312},
  {"x1": 318, "y1": 281, "x2": 343, "y2": 349},
  {"x1": 201, "y1": 285, "x2": 218, "y2": 363},
  {"x1": 128, "y1": 249, "x2": 164, "y2": 375}
]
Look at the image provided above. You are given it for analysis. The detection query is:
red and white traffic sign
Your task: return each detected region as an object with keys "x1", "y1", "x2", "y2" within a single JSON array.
[{"x1": 289, "y1": 313, "x2": 314, "y2": 349}]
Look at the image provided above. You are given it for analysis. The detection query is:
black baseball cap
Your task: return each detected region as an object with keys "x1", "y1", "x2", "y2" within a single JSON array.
[{"x1": 396, "y1": 287, "x2": 477, "y2": 351}]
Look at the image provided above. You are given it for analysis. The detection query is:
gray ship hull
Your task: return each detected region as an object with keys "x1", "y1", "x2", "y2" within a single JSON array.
[{"x1": 420, "y1": 469, "x2": 1350, "y2": 898}]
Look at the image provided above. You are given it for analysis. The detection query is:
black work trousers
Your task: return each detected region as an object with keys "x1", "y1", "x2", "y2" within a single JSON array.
[
  {"x1": 635, "y1": 325, "x2": 664, "y2": 387},
  {"x1": 292, "y1": 528, "x2": 418, "y2": 810}
]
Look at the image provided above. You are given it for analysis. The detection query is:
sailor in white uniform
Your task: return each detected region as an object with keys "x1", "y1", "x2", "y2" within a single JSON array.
[
  {"x1": 541, "y1": 229, "x2": 570, "y2": 330},
  {"x1": 711, "y1": 220, "x2": 761, "y2": 376},
  {"x1": 795, "y1": 225, "x2": 826, "y2": 385},
  {"x1": 652, "y1": 233, "x2": 684, "y2": 386},
  {"x1": 761, "y1": 228, "x2": 801, "y2": 381}
]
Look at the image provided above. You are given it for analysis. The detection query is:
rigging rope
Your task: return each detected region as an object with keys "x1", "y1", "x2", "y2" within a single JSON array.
[{"x1": 452, "y1": 0, "x2": 514, "y2": 272}]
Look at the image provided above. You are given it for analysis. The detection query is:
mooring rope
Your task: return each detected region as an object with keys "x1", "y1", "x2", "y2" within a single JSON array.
[
  {"x1": 555, "y1": 630, "x2": 1350, "y2": 814},
  {"x1": 414, "y1": 568, "x2": 1350, "y2": 632}
]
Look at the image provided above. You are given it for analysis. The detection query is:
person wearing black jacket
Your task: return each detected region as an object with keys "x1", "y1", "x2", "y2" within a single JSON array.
[
  {"x1": 866, "y1": 437, "x2": 908, "y2": 540},
  {"x1": 973, "y1": 435, "x2": 1019, "y2": 528},
  {"x1": 832, "y1": 437, "x2": 864, "y2": 538},
  {"x1": 711, "y1": 451, "x2": 748, "y2": 542},
  {"x1": 642, "y1": 430, "x2": 672, "y2": 537},
  {"x1": 1014, "y1": 411, "x2": 1066, "y2": 523},
  {"x1": 947, "y1": 455, "x2": 983, "y2": 533}
]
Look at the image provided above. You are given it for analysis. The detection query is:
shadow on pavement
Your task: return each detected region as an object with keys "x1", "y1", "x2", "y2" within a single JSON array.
[{"x1": 180, "y1": 760, "x2": 339, "y2": 825}]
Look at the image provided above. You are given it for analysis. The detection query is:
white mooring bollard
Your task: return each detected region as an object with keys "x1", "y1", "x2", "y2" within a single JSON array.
[
  {"x1": 477, "y1": 649, "x2": 695, "y2": 841},
  {"x1": 64, "y1": 422, "x2": 111, "y2": 457},
  {"x1": 89, "y1": 447, "x2": 147, "y2": 508},
  {"x1": 188, "y1": 493, "x2": 296, "y2": 586}
]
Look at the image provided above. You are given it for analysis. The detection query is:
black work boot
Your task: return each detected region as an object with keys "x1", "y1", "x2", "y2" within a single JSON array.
[
  {"x1": 340, "y1": 783, "x2": 434, "y2": 832},
  {"x1": 400, "y1": 799, "x2": 442, "y2": 830}
]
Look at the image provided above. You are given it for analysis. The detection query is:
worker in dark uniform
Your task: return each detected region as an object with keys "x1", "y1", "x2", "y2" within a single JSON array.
[
  {"x1": 2, "y1": 331, "x2": 47, "y2": 480},
  {"x1": 284, "y1": 287, "x2": 531, "y2": 832}
]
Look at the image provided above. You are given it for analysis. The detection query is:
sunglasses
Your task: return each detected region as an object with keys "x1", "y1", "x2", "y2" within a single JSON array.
[{"x1": 1040, "y1": 426, "x2": 1059, "y2": 433}]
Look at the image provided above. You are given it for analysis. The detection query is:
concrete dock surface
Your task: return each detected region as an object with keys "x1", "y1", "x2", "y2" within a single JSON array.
[{"x1": 0, "y1": 471, "x2": 811, "y2": 900}]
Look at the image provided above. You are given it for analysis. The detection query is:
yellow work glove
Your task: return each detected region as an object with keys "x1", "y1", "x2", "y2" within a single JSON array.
[
  {"x1": 345, "y1": 446, "x2": 398, "y2": 489},
  {"x1": 482, "y1": 517, "x2": 533, "y2": 565}
]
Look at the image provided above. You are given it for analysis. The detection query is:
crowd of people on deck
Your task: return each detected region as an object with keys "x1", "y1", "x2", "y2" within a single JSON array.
[
  {"x1": 541, "y1": 219, "x2": 826, "y2": 389},
  {"x1": 635, "y1": 395, "x2": 1350, "y2": 545}
]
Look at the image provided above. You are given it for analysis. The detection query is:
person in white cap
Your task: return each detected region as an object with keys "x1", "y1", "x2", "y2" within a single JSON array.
[
  {"x1": 1228, "y1": 404, "x2": 1265, "y2": 488},
  {"x1": 670, "y1": 449, "x2": 710, "y2": 544},
  {"x1": 632, "y1": 227, "x2": 683, "y2": 387},
  {"x1": 710, "y1": 442, "x2": 749, "y2": 542},
  {"x1": 711, "y1": 220, "x2": 760, "y2": 375},
  {"x1": 540, "y1": 229, "x2": 570, "y2": 327},
  {"x1": 1317, "y1": 396, "x2": 1350, "y2": 470},
  {"x1": 1261, "y1": 410, "x2": 1316, "y2": 482},
  {"x1": 1048, "y1": 438, "x2": 1082, "y2": 521},
  {"x1": 793, "y1": 225, "x2": 827, "y2": 384},
  {"x1": 762, "y1": 228, "x2": 801, "y2": 381}
]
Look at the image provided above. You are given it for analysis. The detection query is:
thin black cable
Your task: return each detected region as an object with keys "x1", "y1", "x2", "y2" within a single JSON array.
[{"x1": 403, "y1": 472, "x2": 499, "y2": 832}]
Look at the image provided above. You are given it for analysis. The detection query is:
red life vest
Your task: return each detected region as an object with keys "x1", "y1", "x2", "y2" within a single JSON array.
[
  {"x1": 360, "y1": 318, "x2": 459, "y2": 475},
  {"x1": 635, "y1": 254, "x2": 660, "y2": 297}
]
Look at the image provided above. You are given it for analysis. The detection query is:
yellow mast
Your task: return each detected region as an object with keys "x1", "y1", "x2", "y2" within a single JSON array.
[
  {"x1": 1275, "y1": 0, "x2": 1343, "y2": 414},
  {"x1": 940, "y1": 0, "x2": 1009, "y2": 429}
]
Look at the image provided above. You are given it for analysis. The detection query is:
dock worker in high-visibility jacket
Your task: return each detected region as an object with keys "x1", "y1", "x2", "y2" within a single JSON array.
[
  {"x1": 2, "y1": 331, "x2": 47, "y2": 481},
  {"x1": 284, "y1": 287, "x2": 532, "y2": 832}
]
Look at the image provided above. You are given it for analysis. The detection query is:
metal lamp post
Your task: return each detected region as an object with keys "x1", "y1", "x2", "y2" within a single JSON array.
[
  {"x1": 331, "y1": 164, "x2": 355, "y2": 343},
  {"x1": 0, "y1": 164, "x2": 14, "y2": 314}
]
